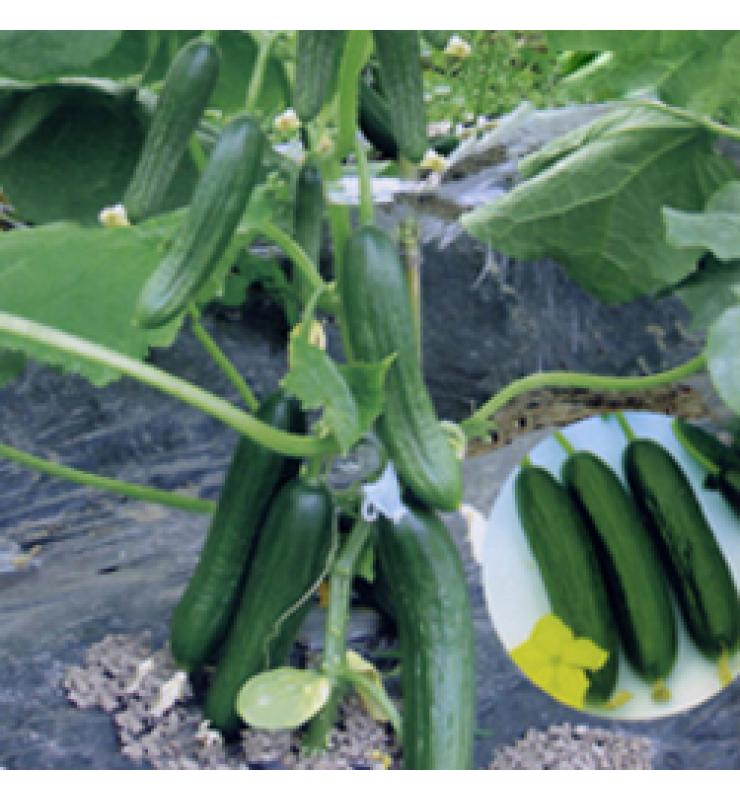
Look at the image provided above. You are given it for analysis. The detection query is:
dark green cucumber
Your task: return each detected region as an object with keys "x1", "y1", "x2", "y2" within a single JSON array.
[
  {"x1": 376, "y1": 505, "x2": 474, "y2": 769},
  {"x1": 514, "y1": 464, "x2": 619, "y2": 702},
  {"x1": 293, "y1": 31, "x2": 346, "y2": 122},
  {"x1": 372, "y1": 31, "x2": 428, "y2": 162},
  {"x1": 707, "y1": 469, "x2": 740, "y2": 516},
  {"x1": 134, "y1": 113, "x2": 264, "y2": 329},
  {"x1": 562, "y1": 452, "x2": 677, "y2": 696},
  {"x1": 203, "y1": 477, "x2": 333, "y2": 735},
  {"x1": 292, "y1": 161, "x2": 325, "y2": 302},
  {"x1": 624, "y1": 439, "x2": 739, "y2": 660},
  {"x1": 339, "y1": 225, "x2": 462, "y2": 512},
  {"x1": 359, "y1": 81, "x2": 458, "y2": 160},
  {"x1": 359, "y1": 80, "x2": 399, "y2": 160},
  {"x1": 123, "y1": 38, "x2": 220, "y2": 222},
  {"x1": 169, "y1": 392, "x2": 305, "y2": 673},
  {"x1": 673, "y1": 418, "x2": 740, "y2": 473}
]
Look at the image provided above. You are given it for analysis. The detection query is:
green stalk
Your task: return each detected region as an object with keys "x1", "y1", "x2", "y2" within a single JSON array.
[
  {"x1": 340, "y1": 668, "x2": 402, "y2": 739},
  {"x1": 0, "y1": 442, "x2": 215, "y2": 514},
  {"x1": 552, "y1": 429, "x2": 575, "y2": 456},
  {"x1": 189, "y1": 307, "x2": 259, "y2": 411},
  {"x1": 355, "y1": 137, "x2": 374, "y2": 226},
  {"x1": 335, "y1": 30, "x2": 373, "y2": 160},
  {"x1": 461, "y1": 353, "x2": 707, "y2": 438},
  {"x1": 257, "y1": 220, "x2": 327, "y2": 296},
  {"x1": 245, "y1": 32, "x2": 277, "y2": 114},
  {"x1": 0, "y1": 312, "x2": 336, "y2": 459},
  {"x1": 613, "y1": 411, "x2": 637, "y2": 443},
  {"x1": 399, "y1": 215, "x2": 422, "y2": 360},
  {"x1": 303, "y1": 518, "x2": 373, "y2": 752},
  {"x1": 188, "y1": 133, "x2": 208, "y2": 173}
]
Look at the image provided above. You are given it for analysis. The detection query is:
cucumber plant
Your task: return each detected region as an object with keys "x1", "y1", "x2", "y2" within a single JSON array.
[{"x1": 0, "y1": 29, "x2": 739, "y2": 769}]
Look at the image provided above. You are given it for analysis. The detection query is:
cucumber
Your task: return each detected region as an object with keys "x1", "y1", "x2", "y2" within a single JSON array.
[
  {"x1": 624, "y1": 439, "x2": 738, "y2": 660},
  {"x1": 706, "y1": 469, "x2": 740, "y2": 516},
  {"x1": 123, "y1": 38, "x2": 220, "y2": 223},
  {"x1": 372, "y1": 31, "x2": 428, "y2": 162},
  {"x1": 673, "y1": 418, "x2": 740, "y2": 473},
  {"x1": 134, "y1": 113, "x2": 264, "y2": 329},
  {"x1": 292, "y1": 161, "x2": 324, "y2": 301},
  {"x1": 514, "y1": 464, "x2": 619, "y2": 702},
  {"x1": 376, "y1": 504, "x2": 474, "y2": 769},
  {"x1": 561, "y1": 452, "x2": 677, "y2": 697},
  {"x1": 203, "y1": 477, "x2": 333, "y2": 735},
  {"x1": 169, "y1": 392, "x2": 305, "y2": 673},
  {"x1": 339, "y1": 225, "x2": 462, "y2": 512},
  {"x1": 293, "y1": 31, "x2": 346, "y2": 122}
]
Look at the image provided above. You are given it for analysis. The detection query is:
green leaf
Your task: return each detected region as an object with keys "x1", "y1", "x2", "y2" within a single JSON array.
[
  {"x1": 548, "y1": 31, "x2": 740, "y2": 123},
  {"x1": 0, "y1": 216, "x2": 182, "y2": 385},
  {"x1": 235, "y1": 667, "x2": 331, "y2": 731},
  {"x1": 0, "y1": 32, "x2": 122, "y2": 81},
  {"x1": 0, "y1": 349, "x2": 24, "y2": 388},
  {"x1": 0, "y1": 86, "x2": 198, "y2": 225},
  {"x1": 664, "y1": 181, "x2": 740, "y2": 262},
  {"x1": 674, "y1": 256, "x2": 740, "y2": 330},
  {"x1": 462, "y1": 106, "x2": 737, "y2": 304},
  {"x1": 707, "y1": 305, "x2": 740, "y2": 414},
  {"x1": 281, "y1": 336, "x2": 393, "y2": 453},
  {"x1": 0, "y1": 87, "x2": 64, "y2": 158}
]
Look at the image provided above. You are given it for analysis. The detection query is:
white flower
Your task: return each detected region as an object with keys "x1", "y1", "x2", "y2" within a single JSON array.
[
  {"x1": 273, "y1": 107, "x2": 300, "y2": 134},
  {"x1": 290, "y1": 319, "x2": 326, "y2": 351},
  {"x1": 419, "y1": 148, "x2": 447, "y2": 173},
  {"x1": 98, "y1": 203, "x2": 130, "y2": 228},
  {"x1": 444, "y1": 35, "x2": 472, "y2": 59}
]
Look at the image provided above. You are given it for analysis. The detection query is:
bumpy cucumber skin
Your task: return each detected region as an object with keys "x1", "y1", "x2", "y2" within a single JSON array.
[
  {"x1": 203, "y1": 478, "x2": 333, "y2": 735},
  {"x1": 339, "y1": 225, "x2": 462, "y2": 512},
  {"x1": 624, "y1": 439, "x2": 739, "y2": 659},
  {"x1": 134, "y1": 114, "x2": 264, "y2": 329},
  {"x1": 293, "y1": 161, "x2": 325, "y2": 300},
  {"x1": 514, "y1": 464, "x2": 619, "y2": 702},
  {"x1": 293, "y1": 31, "x2": 346, "y2": 122},
  {"x1": 674, "y1": 419, "x2": 740, "y2": 472},
  {"x1": 169, "y1": 392, "x2": 305, "y2": 673},
  {"x1": 372, "y1": 31, "x2": 428, "y2": 162},
  {"x1": 562, "y1": 452, "x2": 677, "y2": 685},
  {"x1": 377, "y1": 505, "x2": 474, "y2": 769},
  {"x1": 123, "y1": 38, "x2": 220, "y2": 223}
]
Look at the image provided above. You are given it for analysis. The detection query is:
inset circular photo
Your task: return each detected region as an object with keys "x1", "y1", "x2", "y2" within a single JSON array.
[{"x1": 482, "y1": 411, "x2": 740, "y2": 720}]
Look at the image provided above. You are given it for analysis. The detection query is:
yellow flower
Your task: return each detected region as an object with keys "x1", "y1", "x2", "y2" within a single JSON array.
[
  {"x1": 444, "y1": 35, "x2": 472, "y2": 59},
  {"x1": 420, "y1": 148, "x2": 447, "y2": 173},
  {"x1": 273, "y1": 107, "x2": 300, "y2": 134},
  {"x1": 98, "y1": 203, "x2": 130, "y2": 228},
  {"x1": 510, "y1": 614, "x2": 608, "y2": 709}
]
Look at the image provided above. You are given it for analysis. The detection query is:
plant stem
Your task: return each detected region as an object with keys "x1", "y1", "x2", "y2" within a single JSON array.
[
  {"x1": 355, "y1": 137, "x2": 374, "y2": 226},
  {"x1": 0, "y1": 313, "x2": 336, "y2": 459},
  {"x1": 245, "y1": 32, "x2": 277, "y2": 114},
  {"x1": 188, "y1": 134, "x2": 208, "y2": 173},
  {"x1": 257, "y1": 221, "x2": 326, "y2": 296},
  {"x1": 303, "y1": 518, "x2": 373, "y2": 752},
  {"x1": 460, "y1": 353, "x2": 707, "y2": 438},
  {"x1": 340, "y1": 669, "x2": 402, "y2": 739},
  {"x1": 613, "y1": 411, "x2": 636, "y2": 442},
  {"x1": 0, "y1": 442, "x2": 215, "y2": 514},
  {"x1": 670, "y1": 418, "x2": 722, "y2": 476},
  {"x1": 335, "y1": 31, "x2": 373, "y2": 160},
  {"x1": 189, "y1": 308, "x2": 259, "y2": 411},
  {"x1": 552, "y1": 429, "x2": 575, "y2": 455},
  {"x1": 399, "y1": 215, "x2": 422, "y2": 361}
]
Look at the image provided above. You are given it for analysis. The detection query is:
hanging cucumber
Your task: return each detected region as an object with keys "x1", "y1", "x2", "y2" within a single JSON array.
[
  {"x1": 624, "y1": 438, "x2": 739, "y2": 665},
  {"x1": 134, "y1": 113, "x2": 265, "y2": 329},
  {"x1": 293, "y1": 31, "x2": 347, "y2": 122},
  {"x1": 376, "y1": 504, "x2": 474, "y2": 769},
  {"x1": 123, "y1": 37, "x2": 221, "y2": 223},
  {"x1": 561, "y1": 451, "x2": 677, "y2": 699},
  {"x1": 169, "y1": 392, "x2": 305, "y2": 674},
  {"x1": 339, "y1": 225, "x2": 462, "y2": 512},
  {"x1": 203, "y1": 477, "x2": 333, "y2": 735},
  {"x1": 372, "y1": 31, "x2": 428, "y2": 162},
  {"x1": 292, "y1": 161, "x2": 325, "y2": 302},
  {"x1": 514, "y1": 463, "x2": 619, "y2": 703}
]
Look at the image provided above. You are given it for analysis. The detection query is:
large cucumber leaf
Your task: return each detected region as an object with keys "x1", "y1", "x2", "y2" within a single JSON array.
[
  {"x1": 0, "y1": 32, "x2": 123, "y2": 82},
  {"x1": 547, "y1": 31, "x2": 740, "y2": 125},
  {"x1": 0, "y1": 215, "x2": 183, "y2": 386},
  {"x1": 707, "y1": 306, "x2": 740, "y2": 415},
  {"x1": 462, "y1": 105, "x2": 738, "y2": 304}
]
